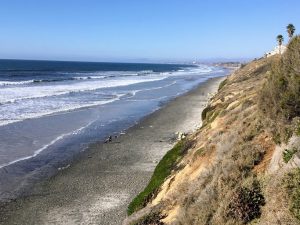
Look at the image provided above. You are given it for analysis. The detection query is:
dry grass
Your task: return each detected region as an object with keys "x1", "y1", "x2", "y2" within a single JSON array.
[
  {"x1": 131, "y1": 212, "x2": 166, "y2": 225},
  {"x1": 155, "y1": 65, "x2": 269, "y2": 224},
  {"x1": 259, "y1": 36, "x2": 300, "y2": 144},
  {"x1": 126, "y1": 38, "x2": 300, "y2": 224},
  {"x1": 284, "y1": 169, "x2": 300, "y2": 221},
  {"x1": 127, "y1": 139, "x2": 194, "y2": 215}
]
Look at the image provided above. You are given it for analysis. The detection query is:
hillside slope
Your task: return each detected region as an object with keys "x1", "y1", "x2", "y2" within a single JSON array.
[{"x1": 124, "y1": 37, "x2": 300, "y2": 225}]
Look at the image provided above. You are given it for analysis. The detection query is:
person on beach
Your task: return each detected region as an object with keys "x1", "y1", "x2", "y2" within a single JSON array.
[{"x1": 104, "y1": 136, "x2": 112, "y2": 143}]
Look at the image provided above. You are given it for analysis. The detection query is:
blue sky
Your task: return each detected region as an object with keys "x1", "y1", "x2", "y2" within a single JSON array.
[{"x1": 0, "y1": 0, "x2": 300, "y2": 62}]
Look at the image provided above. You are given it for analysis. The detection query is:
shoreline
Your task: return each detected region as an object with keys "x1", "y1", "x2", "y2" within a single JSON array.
[{"x1": 0, "y1": 76, "x2": 226, "y2": 225}]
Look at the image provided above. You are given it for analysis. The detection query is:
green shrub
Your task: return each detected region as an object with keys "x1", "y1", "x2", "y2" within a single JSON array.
[
  {"x1": 218, "y1": 79, "x2": 228, "y2": 91},
  {"x1": 259, "y1": 36, "x2": 300, "y2": 143},
  {"x1": 131, "y1": 212, "x2": 166, "y2": 225},
  {"x1": 201, "y1": 105, "x2": 214, "y2": 121},
  {"x1": 127, "y1": 140, "x2": 193, "y2": 215},
  {"x1": 284, "y1": 169, "x2": 300, "y2": 220},
  {"x1": 295, "y1": 121, "x2": 300, "y2": 136},
  {"x1": 201, "y1": 107, "x2": 221, "y2": 128},
  {"x1": 283, "y1": 148, "x2": 298, "y2": 163},
  {"x1": 227, "y1": 180, "x2": 265, "y2": 223},
  {"x1": 272, "y1": 132, "x2": 282, "y2": 145},
  {"x1": 284, "y1": 128, "x2": 294, "y2": 143},
  {"x1": 260, "y1": 36, "x2": 300, "y2": 122}
]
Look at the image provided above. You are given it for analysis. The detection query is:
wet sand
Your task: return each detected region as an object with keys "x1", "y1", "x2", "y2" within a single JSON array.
[{"x1": 0, "y1": 77, "x2": 225, "y2": 225}]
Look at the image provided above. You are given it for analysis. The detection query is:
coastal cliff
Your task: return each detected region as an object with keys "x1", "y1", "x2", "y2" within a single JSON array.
[{"x1": 125, "y1": 36, "x2": 300, "y2": 225}]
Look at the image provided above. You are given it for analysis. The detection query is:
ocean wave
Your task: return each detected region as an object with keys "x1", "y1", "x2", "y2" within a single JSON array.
[
  {"x1": 0, "y1": 94, "x2": 125, "y2": 127},
  {"x1": 0, "y1": 76, "x2": 107, "y2": 86},
  {"x1": 0, "y1": 70, "x2": 156, "y2": 86},
  {"x1": 0, "y1": 66, "x2": 219, "y2": 88},
  {"x1": 0, "y1": 119, "x2": 95, "y2": 169},
  {"x1": 0, "y1": 80, "x2": 179, "y2": 127},
  {"x1": 0, "y1": 65, "x2": 217, "y2": 104},
  {"x1": 0, "y1": 80, "x2": 35, "y2": 86},
  {"x1": 0, "y1": 77, "x2": 166, "y2": 105}
]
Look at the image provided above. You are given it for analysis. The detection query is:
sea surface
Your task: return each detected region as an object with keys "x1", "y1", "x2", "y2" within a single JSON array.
[{"x1": 0, "y1": 59, "x2": 227, "y2": 200}]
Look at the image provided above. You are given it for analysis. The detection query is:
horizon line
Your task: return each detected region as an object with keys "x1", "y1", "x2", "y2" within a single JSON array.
[{"x1": 0, "y1": 57, "x2": 252, "y2": 64}]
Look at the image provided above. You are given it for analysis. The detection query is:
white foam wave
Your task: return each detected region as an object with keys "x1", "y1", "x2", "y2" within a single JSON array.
[
  {"x1": 0, "y1": 77, "x2": 165, "y2": 105},
  {"x1": 157, "y1": 65, "x2": 215, "y2": 77},
  {"x1": 127, "y1": 80, "x2": 177, "y2": 98},
  {"x1": 0, "y1": 120, "x2": 95, "y2": 169},
  {"x1": 0, "y1": 71, "x2": 146, "y2": 87},
  {"x1": 73, "y1": 76, "x2": 106, "y2": 80},
  {"x1": 0, "y1": 95, "x2": 124, "y2": 127},
  {"x1": 0, "y1": 80, "x2": 35, "y2": 86},
  {"x1": 0, "y1": 66, "x2": 214, "y2": 88},
  {"x1": 0, "y1": 65, "x2": 220, "y2": 127}
]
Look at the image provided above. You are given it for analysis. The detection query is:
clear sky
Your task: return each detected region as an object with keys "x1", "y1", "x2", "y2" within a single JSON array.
[{"x1": 0, "y1": 0, "x2": 300, "y2": 62}]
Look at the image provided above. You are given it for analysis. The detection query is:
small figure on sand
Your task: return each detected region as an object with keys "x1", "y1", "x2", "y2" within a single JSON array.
[{"x1": 104, "y1": 135, "x2": 113, "y2": 143}]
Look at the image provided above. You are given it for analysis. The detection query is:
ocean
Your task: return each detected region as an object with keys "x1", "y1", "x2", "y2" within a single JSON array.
[{"x1": 0, "y1": 59, "x2": 227, "y2": 200}]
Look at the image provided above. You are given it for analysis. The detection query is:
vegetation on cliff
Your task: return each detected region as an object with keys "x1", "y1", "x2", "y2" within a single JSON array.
[
  {"x1": 260, "y1": 35, "x2": 300, "y2": 118},
  {"x1": 126, "y1": 25, "x2": 300, "y2": 225},
  {"x1": 128, "y1": 139, "x2": 194, "y2": 215},
  {"x1": 285, "y1": 168, "x2": 300, "y2": 220}
]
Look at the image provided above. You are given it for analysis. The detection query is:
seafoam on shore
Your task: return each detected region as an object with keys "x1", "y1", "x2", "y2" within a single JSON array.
[
  {"x1": 0, "y1": 61, "x2": 227, "y2": 204},
  {"x1": 0, "y1": 76, "x2": 226, "y2": 225}
]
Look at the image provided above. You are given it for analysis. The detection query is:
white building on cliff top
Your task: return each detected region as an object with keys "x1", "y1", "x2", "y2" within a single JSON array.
[{"x1": 265, "y1": 45, "x2": 287, "y2": 58}]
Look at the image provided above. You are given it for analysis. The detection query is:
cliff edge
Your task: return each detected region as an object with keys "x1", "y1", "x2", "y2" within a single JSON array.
[{"x1": 125, "y1": 36, "x2": 300, "y2": 225}]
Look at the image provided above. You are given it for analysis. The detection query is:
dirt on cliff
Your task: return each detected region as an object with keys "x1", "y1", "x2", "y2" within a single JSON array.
[{"x1": 125, "y1": 36, "x2": 300, "y2": 225}]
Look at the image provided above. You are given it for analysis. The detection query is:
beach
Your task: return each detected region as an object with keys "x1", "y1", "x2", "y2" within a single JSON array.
[{"x1": 0, "y1": 76, "x2": 225, "y2": 225}]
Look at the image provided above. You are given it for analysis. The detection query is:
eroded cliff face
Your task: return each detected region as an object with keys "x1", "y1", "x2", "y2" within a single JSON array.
[{"x1": 125, "y1": 45, "x2": 300, "y2": 225}]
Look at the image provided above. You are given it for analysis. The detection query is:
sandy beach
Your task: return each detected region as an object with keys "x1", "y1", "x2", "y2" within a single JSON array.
[{"x1": 0, "y1": 76, "x2": 225, "y2": 225}]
